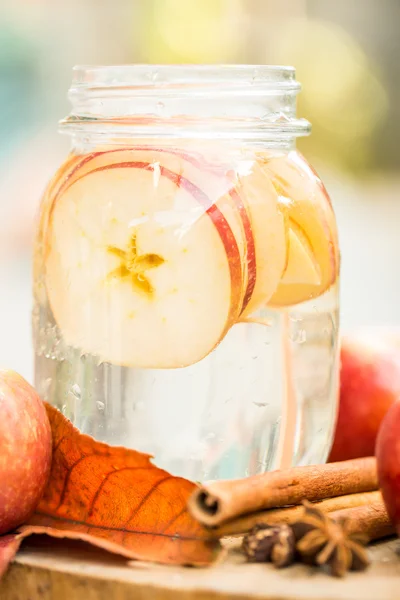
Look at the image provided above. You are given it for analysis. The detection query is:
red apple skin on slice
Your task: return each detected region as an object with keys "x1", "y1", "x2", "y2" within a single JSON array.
[
  {"x1": 45, "y1": 158, "x2": 243, "y2": 368},
  {"x1": 228, "y1": 188, "x2": 256, "y2": 314},
  {"x1": 263, "y1": 151, "x2": 340, "y2": 307}
]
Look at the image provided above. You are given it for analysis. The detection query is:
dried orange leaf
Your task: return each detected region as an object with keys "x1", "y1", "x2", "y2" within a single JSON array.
[{"x1": 18, "y1": 404, "x2": 220, "y2": 566}]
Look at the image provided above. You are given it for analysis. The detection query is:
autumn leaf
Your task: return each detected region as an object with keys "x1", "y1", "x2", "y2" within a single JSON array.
[
  {"x1": 0, "y1": 534, "x2": 21, "y2": 578},
  {"x1": 15, "y1": 404, "x2": 220, "y2": 566}
]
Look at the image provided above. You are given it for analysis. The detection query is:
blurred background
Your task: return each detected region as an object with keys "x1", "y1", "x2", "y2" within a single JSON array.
[{"x1": 0, "y1": 0, "x2": 399, "y2": 380}]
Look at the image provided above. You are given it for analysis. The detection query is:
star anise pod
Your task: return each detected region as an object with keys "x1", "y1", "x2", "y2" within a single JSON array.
[
  {"x1": 242, "y1": 523, "x2": 296, "y2": 568},
  {"x1": 291, "y1": 501, "x2": 370, "y2": 577}
]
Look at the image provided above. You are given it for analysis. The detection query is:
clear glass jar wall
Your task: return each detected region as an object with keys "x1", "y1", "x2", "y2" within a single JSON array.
[{"x1": 33, "y1": 66, "x2": 340, "y2": 481}]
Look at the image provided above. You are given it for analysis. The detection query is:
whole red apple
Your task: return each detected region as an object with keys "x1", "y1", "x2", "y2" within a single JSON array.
[
  {"x1": 376, "y1": 401, "x2": 400, "y2": 534},
  {"x1": 0, "y1": 370, "x2": 52, "y2": 534},
  {"x1": 329, "y1": 329, "x2": 400, "y2": 462}
]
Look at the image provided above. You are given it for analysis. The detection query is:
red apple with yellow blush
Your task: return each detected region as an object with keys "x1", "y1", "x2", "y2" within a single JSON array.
[
  {"x1": 0, "y1": 370, "x2": 52, "y2": 534},
  {"x1": 376, "y1": 401, "x2": 400, "y2": 536},
  {"x1": 329, "y1": 329, "x2": 400, "y2": 462}
]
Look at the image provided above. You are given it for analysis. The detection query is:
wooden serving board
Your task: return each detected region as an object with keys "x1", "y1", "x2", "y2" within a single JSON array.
[{"x1": 1, "y1": 536, "x2": 399, "y2": 600}]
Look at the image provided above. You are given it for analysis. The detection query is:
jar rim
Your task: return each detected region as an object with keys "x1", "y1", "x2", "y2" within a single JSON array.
[{"x1": 71, "y1": 64, "x2": 301, "y2": 94}]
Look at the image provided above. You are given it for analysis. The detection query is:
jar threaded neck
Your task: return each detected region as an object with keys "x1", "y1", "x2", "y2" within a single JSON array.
[{"x1": 61, "y1": 65, "x2": 311, "y2": 141}]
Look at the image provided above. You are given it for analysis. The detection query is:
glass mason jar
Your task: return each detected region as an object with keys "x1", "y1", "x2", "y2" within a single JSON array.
[{"x1": 33, "y1": 65, "x2": 340, "y2": 481}]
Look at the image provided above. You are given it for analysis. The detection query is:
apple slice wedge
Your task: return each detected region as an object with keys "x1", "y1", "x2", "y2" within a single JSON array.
[
  {"x1": 281, "y1": 219, "x2": 321, "y2": 286},
  {"x1": 235, "y1": 162, "x2": 287, "y2": 317},
  {"x1": 264, "y1": 151, "x2": 339, "y2": 307},
  {"x1": 45, "y1": 158, "x2": 243, "y2": 368}
]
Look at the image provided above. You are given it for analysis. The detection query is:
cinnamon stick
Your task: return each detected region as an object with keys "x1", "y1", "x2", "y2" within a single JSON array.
[
  {"x1": 330, "y1": 495, "x2": 395, "y2": 541},
  {"x1": 215, "y1": 490, "x2": 381, "y2": 537},
  {"x1": 188, "y1": 457, "x2": 378, "y2": 527}
]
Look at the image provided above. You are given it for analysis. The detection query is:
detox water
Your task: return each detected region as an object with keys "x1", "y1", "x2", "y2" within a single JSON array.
[{"x1": 33, "y1": 284, "x2": 339, "y2": 482}]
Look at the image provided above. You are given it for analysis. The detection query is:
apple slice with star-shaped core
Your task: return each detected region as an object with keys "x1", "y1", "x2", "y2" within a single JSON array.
[
  {"x1": 53, "y1": 146, "x2": 261, "y2": 315},
  {"x1": 45, "y1": 157, "x2": 243, "y2": 368},
  {"x1": 263, "y1": 151, "x2": 339, "y2": 307}
]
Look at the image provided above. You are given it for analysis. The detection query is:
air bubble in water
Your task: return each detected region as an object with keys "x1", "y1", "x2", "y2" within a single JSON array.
[
  {"x1": 71, "y1": 383, "x2": 81, "y2": 400},
  {"x1": 40, "y1": 377, "x2": 52, "y2": 398},
  {"x1": 146, "y1": 69, "x2": 158, "y2": 82},
  {"x1": 290, "y1": 328, "x2": 307, "y2": 344}
]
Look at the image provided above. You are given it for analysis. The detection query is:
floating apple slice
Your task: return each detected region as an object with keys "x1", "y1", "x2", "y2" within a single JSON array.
[
  {"x1": 34, "y1": 153, "x2": 90, "y2": 306},
  {"x1": 235, "y1": 163, "x2": 287, "y2": 317},
  {"x1": 56, "y1": 146, "x2": 257, "y2": 315},
  {"x1": 45, "y1": 159, "x2": 243, "y2": 368},
  {"x1": 281, "y1": 220, "x2": 321, "y2": 286},
  {"x1": 37, "y1": 152, "x2": 86, "y2": 245},
  {"x1": 151, "y1": 151, "x2": 286, "y2": 317},
  {"x1": 263, "y1": 151, "x2": 339, "y2": 307}
]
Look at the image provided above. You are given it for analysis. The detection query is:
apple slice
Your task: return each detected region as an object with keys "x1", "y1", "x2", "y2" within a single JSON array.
[
  {"x1": 45, "y1": 159, "x2": 243, "y2": 368},
  {"x1": 281, "y1": 219, "x2": 321, "y2": 286},
  {"x1": 34, "y1": 153, "x2": 89, "y2": 306},
  {"x1": 55, "y1": 146, "x2": 257, "y2": 315},
  {"x1": 235, "y1": 163, "x2": 287, "y2": 317},
  {"x1": 264, "y1": 151, "x2": 339, "y2": 307},
  {"x1": 154, "y1": 151, "x2": 286, "y2": 317}
]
